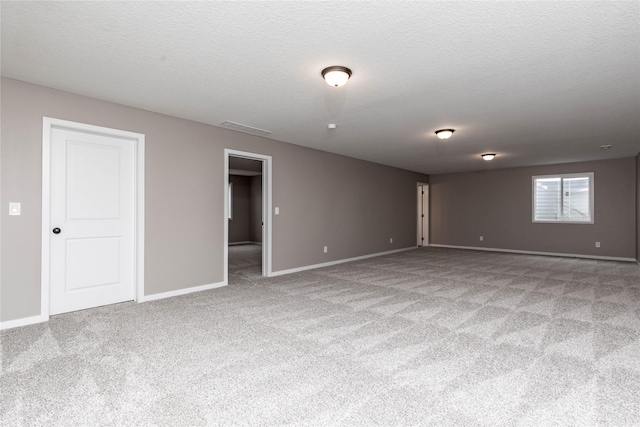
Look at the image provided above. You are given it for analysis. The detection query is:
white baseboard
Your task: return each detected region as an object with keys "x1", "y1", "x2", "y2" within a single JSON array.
[
  {"x1": 1, "y1": 281, "x2": 228, "y2": 330},
  {"x1": 429, "y1": 244, "x2": 637, "y2": 263},
  {"x1": 0, "y1": 314, "x2": 49, "y2": 331},
  {"x1": 228, "y1": 241, "x2": 262, "y2": 246},
  {"x1": 139, "y1": 281, "x2": 227, "y2": 302},
  {"x1": 270, "y1": 247, "x2": 417, "y2": 277}
]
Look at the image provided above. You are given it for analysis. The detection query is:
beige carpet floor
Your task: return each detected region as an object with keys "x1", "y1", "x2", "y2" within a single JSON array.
[{"x1": 2, "y1": 246, "x2": 640, "y2": 426}]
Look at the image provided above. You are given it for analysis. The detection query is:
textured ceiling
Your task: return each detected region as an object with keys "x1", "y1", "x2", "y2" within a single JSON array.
[{"x1": 2, "y1": 1, "x2": 639, "y2": 174}]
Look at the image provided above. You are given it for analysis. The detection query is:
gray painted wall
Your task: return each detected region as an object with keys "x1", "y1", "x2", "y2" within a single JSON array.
[
  {"x1": 1, "y1": 78, "x2": 428, "y2": 322},
  {"x1": 637, "y1": 152, "x2": 640, "y2": 262},
  {"x1": 228, "y1": 175, "x2": 251, "y2": 243},
  {"x1": 250, "y1": 175, "x2": 263, "y2": 243},
  {"x1": 430, "y1": 158, "x2": 636, "y2": 259}
]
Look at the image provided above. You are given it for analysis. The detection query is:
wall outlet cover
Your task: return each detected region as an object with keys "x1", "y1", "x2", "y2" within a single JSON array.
[{"x1": 9, "y1": 202, "x2": 21, "y2": 216}]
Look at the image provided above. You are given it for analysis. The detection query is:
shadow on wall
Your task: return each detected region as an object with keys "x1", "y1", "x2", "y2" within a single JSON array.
[{"x1": 228, "y1": 160, "x2": 262, "y2": 244}]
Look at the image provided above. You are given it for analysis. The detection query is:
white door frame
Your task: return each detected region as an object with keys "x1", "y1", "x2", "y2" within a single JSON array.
[
  {"x1": 417, "y1": 182, "x2": 429, "y2": 247},
  {"x1": 41, "y1": 117, "x2": 145, "y2": 321},
  {"x1": 224, "y1": 149, "x2": 272, "y2": 282}
]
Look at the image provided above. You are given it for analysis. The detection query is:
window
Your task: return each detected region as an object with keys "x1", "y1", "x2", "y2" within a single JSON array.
[
  {"x1": 532, "y1": 173, "x2": 594, "y2": 223},
  {"x1": 228, "y1": 182, "x2": 233, "y2": 220}
]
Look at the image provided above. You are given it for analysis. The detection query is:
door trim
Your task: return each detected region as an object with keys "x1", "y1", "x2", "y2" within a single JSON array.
[
  {"x1": 417, "y1": 182, "x2": 429, "y2": 247},
  {"x1": 41, "y1": 117, "x2": 145, "y2": 321},
  {"x1": 224, "y1": 149, "x2": 273, "y2": 283}
]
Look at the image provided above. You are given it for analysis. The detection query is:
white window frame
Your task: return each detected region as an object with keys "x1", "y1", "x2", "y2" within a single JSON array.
[{"x1": 532, "y1": 172, "x2": 594, "y2": 224}]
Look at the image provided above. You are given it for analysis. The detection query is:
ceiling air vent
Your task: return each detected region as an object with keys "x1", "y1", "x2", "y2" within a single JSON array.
[{"x1": 220, "y1": 121, "x2": 272, "y2": 137}]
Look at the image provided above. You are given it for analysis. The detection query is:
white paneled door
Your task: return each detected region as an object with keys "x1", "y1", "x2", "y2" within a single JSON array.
[{"x1": 49, "y1": 127, "x2": 135, "y2": 315}]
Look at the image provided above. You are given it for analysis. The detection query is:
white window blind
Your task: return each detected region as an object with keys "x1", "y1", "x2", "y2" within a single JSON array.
[{"x1": 532, "y1": 173, "x2": 593, "y2": 223}]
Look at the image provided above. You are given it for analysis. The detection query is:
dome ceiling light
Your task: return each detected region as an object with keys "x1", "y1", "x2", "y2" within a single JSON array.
[
  {"x1": 435, "y1": 129, "x2": 455, "y2": 140},
  {"x1": 321, "y1": 66, "x2": 352, "y2": 87},
  {"x1": 481, "y1": 153, "x2": 496, "y2": 161}
]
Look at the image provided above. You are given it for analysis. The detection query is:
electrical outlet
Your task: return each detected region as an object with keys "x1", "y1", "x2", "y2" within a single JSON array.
[
  {"x1": 390, "y1": 238, "x2": 393, "y2": 244},
  {"x1": 323, "y1": 246, "x2": 328, "y2": 253},
  {"x1": 595, "y1": 242, "x2": 600, "y2": 248},
  {"x1": 480, "y1": 236, "x2": 484, "y2": 242}
]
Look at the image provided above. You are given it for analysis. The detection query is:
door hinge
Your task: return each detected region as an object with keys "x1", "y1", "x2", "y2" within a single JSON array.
[
  {"x1": 421, "y1": 237, "x2": 424, "y2": 240},
  {"x1": 422, "y1": 214, "x2": 424, "y2": 217}
]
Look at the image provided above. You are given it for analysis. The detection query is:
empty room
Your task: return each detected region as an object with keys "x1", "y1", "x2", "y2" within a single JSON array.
[{"x1": 1, "y1": 2, "x2": 639, "y2": 426}]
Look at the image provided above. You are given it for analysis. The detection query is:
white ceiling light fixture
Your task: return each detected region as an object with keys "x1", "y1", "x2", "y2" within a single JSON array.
[
  {"x1": 481, "y1": 153, "x2": 496, "y2": 161},
  {"x1": 435, "y1": 129, "x2": 455, "y2": 140},
  {"x1": 600, "y1": 144, "x2": 612, "y2": 150},
  {"x1": 321, "y1": 66, "x2": 352, "y2": 87}
]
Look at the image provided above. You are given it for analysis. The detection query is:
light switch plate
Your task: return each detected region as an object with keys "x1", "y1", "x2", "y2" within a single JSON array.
[
  {"x1": 9, "y1": 202, "x2": 21, "y2": 216},
  {"x1": 275, "y1": 207, "x2": 280, "y2": 215}
]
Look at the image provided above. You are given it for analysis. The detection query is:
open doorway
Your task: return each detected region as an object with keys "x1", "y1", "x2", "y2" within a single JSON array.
[
  {"x1": 228, "y1": 157, "x2": 262, "y2": 277},
  {"x1": 417, "y1": 183, "x2": 429, "y2": 247},
  {"x1": 224, "y1": 150, "x2": 272, "y2": 284}
]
